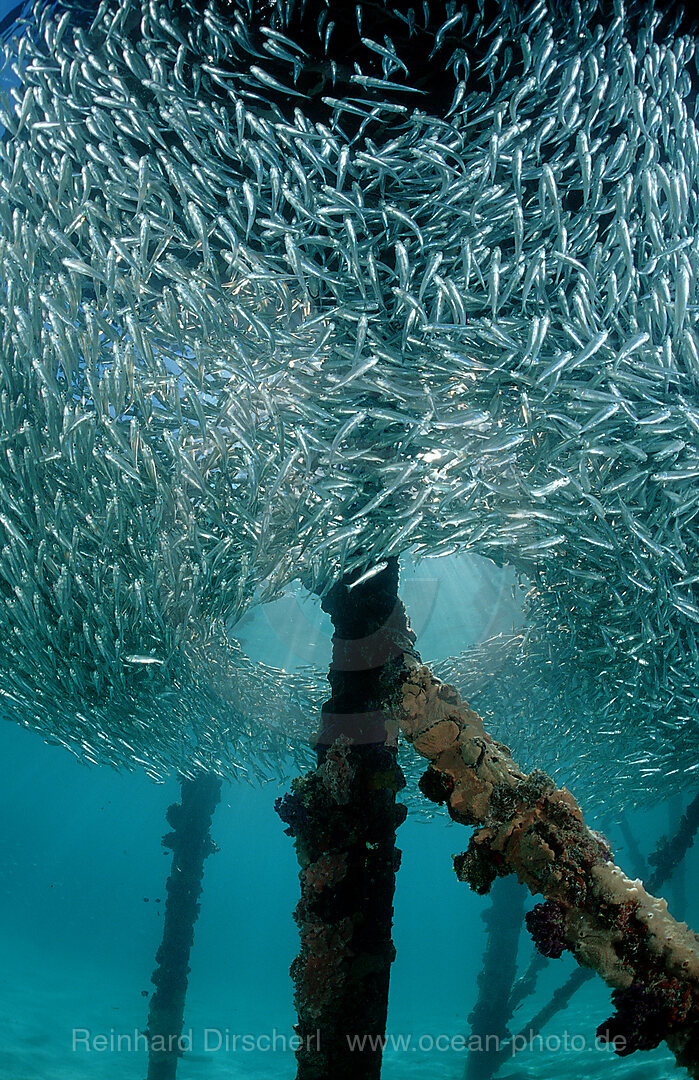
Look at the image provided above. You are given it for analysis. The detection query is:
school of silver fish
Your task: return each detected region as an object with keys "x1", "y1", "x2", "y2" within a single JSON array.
[{"x1": 0, "y1": 0, "x2": 697, "y2": 808}]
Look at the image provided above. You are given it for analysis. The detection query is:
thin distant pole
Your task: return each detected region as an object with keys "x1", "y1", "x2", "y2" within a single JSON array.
[
  {"x1": 145, "y1": 772, "x2": 222, "y2": 1080},
  {"x1": 465, "y1": 874, "x2": 526, "y2": 1080}
]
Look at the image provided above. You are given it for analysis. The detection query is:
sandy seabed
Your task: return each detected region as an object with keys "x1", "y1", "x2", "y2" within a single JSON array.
[{"x1": 0, "y1": 951, "x2": 682, "y2": 1080}]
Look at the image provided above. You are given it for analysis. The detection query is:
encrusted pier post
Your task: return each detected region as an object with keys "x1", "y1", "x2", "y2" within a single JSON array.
[{"x1": 276, "y1": 558, "x2": 412, "y2": 1080}]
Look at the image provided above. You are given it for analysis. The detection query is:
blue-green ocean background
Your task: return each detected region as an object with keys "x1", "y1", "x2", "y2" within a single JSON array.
[
  {"x1": 1, "y1": 2, "x2": 698, "y2": 1078},
  {"x1": 0, "y1": 551, "x2": 697, "y2": 1080}
]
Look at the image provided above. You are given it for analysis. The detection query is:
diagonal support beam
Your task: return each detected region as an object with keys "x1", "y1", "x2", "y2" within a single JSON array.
[
  {"x1": 387, "y1": 623, "x2": 699, "y2": 1075},
  {"x1": 516, "y1": 787, "x2": 699, "y2": 1052}
]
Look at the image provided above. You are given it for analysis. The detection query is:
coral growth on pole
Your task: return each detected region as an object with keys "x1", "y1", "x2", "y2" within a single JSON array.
[
  {"x1": 518, "y1": 786, "x2": 699, "y2": 1046},
  {"x1": 277, "y1": 738, "x2": 406, "y2": 1080},
  {"x1": 277, "y1": 560, "x2": 408, "y2": 1079},
  {"x1": 391, "y1": 643, "x2": 699, "y2": 1074}
]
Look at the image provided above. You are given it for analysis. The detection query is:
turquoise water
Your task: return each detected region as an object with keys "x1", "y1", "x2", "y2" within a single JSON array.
[
  {"x1": 0, "y1": 561, "x2": 695, "y2": 1079},
  {"x1": 0, "y1": 705, "x2": 693, "y2": 1079}
]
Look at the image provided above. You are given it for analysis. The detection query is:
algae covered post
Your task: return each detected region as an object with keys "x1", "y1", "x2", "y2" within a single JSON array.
[{"x1": 276, "y1": 558, "x2": 409, "y2": 1080}]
